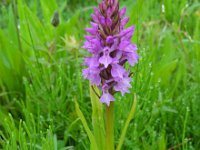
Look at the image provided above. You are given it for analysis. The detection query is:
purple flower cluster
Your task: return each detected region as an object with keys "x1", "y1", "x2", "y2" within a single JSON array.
[{"x1": 82, "y1": 0, "x2": 139, "y2": 106}]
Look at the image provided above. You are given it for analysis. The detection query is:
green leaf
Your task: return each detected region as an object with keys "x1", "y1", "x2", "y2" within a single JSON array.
[
  {"x1": 75, "y1": 100, "x2": 98, "y2": 150},
  {"x1": 116, "y1": 95, "x2": 137, "y2": 150},
  {"x1": 90, "y1": 85, "x2": 105, "y2": 150}
]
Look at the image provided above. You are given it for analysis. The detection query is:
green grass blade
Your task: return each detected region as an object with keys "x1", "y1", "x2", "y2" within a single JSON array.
[
  {"x1": 75, "y1": 100, "x2": 98, "y2": 150},
  {"x1": 116, "y1": 95, "x2": 137, "y2": 150}
]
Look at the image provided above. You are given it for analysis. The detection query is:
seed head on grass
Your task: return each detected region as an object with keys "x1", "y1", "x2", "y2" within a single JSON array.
[{"x1": 82, "y1": 0, "x2": 139, "y2": 106}]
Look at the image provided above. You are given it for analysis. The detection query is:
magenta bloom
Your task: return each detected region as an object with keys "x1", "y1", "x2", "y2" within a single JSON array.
[{"x1": 82, "y1": 0, "x2": 139, "y2": 106}]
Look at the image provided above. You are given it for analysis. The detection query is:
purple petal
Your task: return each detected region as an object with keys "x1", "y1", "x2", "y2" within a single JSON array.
[
  {"x1": 84, "y1": 57, "x2": 99, "y2": 68},
  {"x1": 99, "y1": 16, "x2": 106, "y2": 25},
  {"x1": 121, "y1": 17, "x2": 129, "y2": 27},
  {"x1": 111, "y1": 64, "x2": 126, "y2": 78},
  {"x1": 114, "y1": 74, "x2": 132, "y2": 95},
  {"x1": 99, "y1": 55, "x2": 112, "y2": 68},
  {"x1": 115, "y1": 51, "x2": 123, "y2": 60},
  {"x1": 85, "y1": 28, "x2": 97, "y2": 35},
  {"x1": 100, "y1": 92, "x2": 114, "y2": 106},
  {"x1": 83, "y1": 39, "x2": 102, "y2": 54},
  {"x1": 94, "y1": 7, "x2": 100, "y2": 15},
  {"x1": 107, "y1": 7, "x2": 112, "y2": 17},
  {"x1": 113, "y1": 0, "x2": 119, "y2": 12},
  {"x1": 99, "y1": 49, "x2": 113, "y2": 68},
  {"x1": 106, "y1": 36, "x2": 114, "y2": 44},
  {"x1": 90, "y1": 22, "x2": 98, "y2": 29},
  {"x1": 110, "y1": 38, "x2": 120, "y2": 51},
  {"x1": 91, "y1": 14, "x2": 99, "y2": 23},
  {"x1": 84, "y1": 35, "x2": 94, "y2": 41},
  {"x1": 118, "y1": 26, "x2": 135, "y2": 40},
  {"x1": 82, "y1": 67, "x2": 101, "y2": 85},
  {"x1": 124, "y1": 51, "x2": 139, "y2": 66},
  {"x1": 119, "y1": 42, "x2": 137, "y2": 53},
  {"x1": 119, "y1": 8, "x2": 126, "y2": 17},
  {"x1": 106, "y1": 17, "x2": 112, "y2": 26},
  {"x1": 119, "y1": 41, "x2": 130, "y2": 51}
]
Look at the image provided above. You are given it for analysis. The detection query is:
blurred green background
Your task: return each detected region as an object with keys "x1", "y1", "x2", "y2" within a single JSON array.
[{"x1": 0, "y1": 0, "x2": 199, "y2": 149}]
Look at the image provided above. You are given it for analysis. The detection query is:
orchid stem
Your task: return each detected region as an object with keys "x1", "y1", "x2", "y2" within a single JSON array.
[{"x1": 106, "y1": 101, "x2": 114, "y2": 150}]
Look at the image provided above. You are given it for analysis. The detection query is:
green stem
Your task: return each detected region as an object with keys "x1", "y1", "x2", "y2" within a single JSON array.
[{"x1": 106, "y1": 102, "x2": 114, "y2": 150}]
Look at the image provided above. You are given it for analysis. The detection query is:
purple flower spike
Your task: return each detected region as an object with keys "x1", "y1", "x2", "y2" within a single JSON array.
[{"x1": 82, "y1": 0, "x2": 139, "y2": 106}]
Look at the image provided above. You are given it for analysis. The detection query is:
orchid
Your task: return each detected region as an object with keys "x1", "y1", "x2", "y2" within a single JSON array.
[{"x1": 83, "y1": 0, "x2": 139, "y2": 106}]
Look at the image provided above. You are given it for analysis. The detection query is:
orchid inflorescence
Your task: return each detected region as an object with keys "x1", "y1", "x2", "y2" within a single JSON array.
[{"x1": 82, "y1": 0, "x2": 139, "y2": 106}]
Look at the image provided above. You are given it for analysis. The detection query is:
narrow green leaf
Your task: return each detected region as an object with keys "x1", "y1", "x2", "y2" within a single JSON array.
[
  {"x1": 90, "y1": 85, "x2": 105, "y2": 150},
  {"x1": 116, "y1": 95, "x2": 137, "y2": 150},
  {"x1": 75, "y1": 100, "x2": 98, "y2": 150}
]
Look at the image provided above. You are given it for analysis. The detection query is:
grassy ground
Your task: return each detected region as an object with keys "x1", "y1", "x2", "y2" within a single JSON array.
[{"x1": 0, "y1": 0, "x2": 200, "y2": 149}]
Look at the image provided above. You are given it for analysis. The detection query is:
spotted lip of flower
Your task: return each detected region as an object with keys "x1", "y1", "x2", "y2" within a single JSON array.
[{"x1": 82, "y1": 0, "x2": 139, "y2": 106}]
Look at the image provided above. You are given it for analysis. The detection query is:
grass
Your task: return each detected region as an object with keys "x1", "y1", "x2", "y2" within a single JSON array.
[{"x1": 0, "y1": 0, "x2": 200, "y2": 149}]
